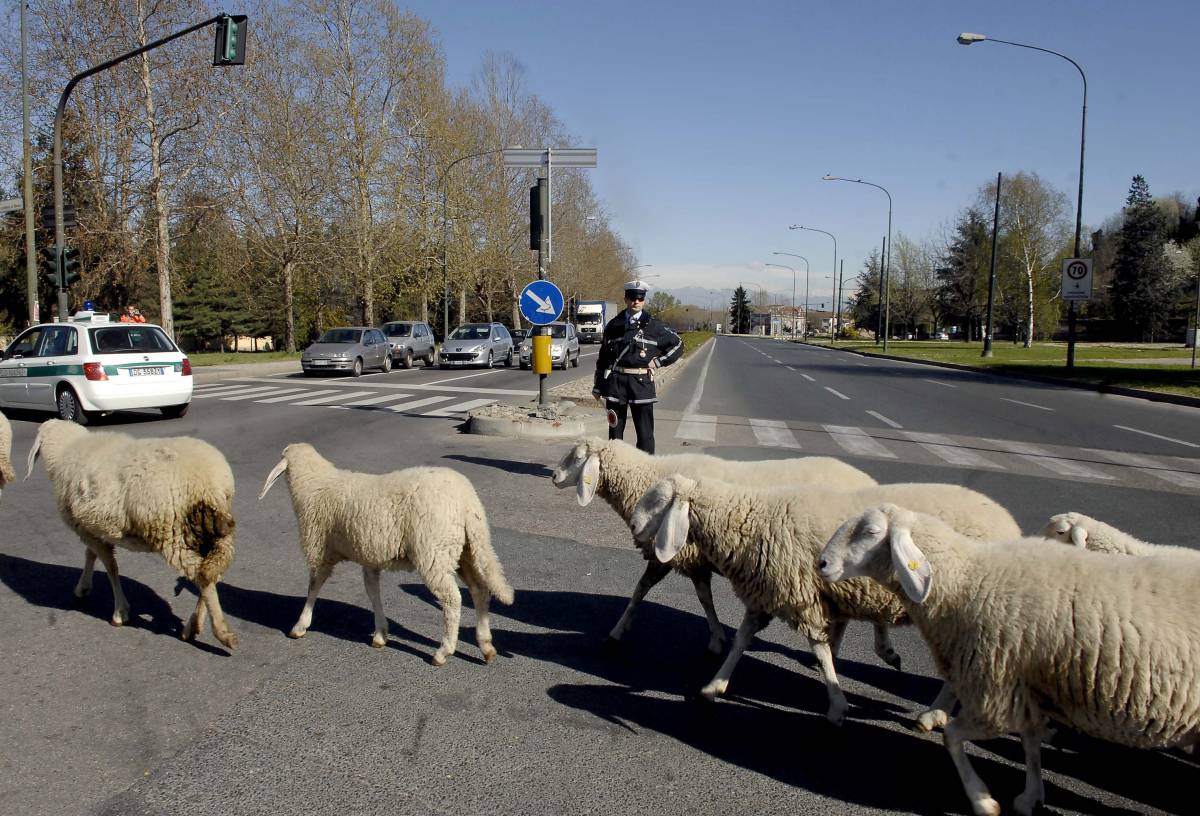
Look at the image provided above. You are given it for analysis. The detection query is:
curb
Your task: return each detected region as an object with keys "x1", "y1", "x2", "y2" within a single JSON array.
[
  {"x1": 808, "y1": 343, "x2": 1200, "y2": 410},
  {"x1": 467, "y1": 410, "x2": 607, "y2": 440}
]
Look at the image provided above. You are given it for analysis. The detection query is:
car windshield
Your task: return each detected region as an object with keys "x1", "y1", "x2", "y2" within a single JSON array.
[
  {"x1": 317, "y1": 329, "x2": 362, "y2": 344},
  {"x1": 89, "y1": 326, "x2": 176, "y2": 354},
  {"x1": 382, "y1": 323, "x2": 411, "y2": 336},
  {"x1": 449, "y1": 324, "x2": 490, "y2": 340},
  {"x1": 549, "y1": 325, "x2": 567, "y2": 338}
]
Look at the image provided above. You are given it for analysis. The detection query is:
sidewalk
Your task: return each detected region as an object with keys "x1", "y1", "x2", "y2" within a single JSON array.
[{"x1": 192, "y1": 360, "x2": 300, "y2": 384}]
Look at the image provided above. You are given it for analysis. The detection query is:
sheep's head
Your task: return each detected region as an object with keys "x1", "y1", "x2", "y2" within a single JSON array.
[
  {"x1": 630, "y1": 474, "x2": 697, "y2": 562},
  {"x1": 818, "y1": 504, "x2": 932, "y2": 604},
  {"x1": 1041, "y1": 512, "x2": 1090, "y2": 547},
  {"x1": 551, "y1": 438, "x2": 603, "y2": 506},
  {"x1": 25, "y1": 419, "x2": 88, "y2": 481}
]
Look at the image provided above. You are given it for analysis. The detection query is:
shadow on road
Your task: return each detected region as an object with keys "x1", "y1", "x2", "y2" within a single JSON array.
[{"x1": 442, "y1": 454, "x2": 554, "y2": 478}]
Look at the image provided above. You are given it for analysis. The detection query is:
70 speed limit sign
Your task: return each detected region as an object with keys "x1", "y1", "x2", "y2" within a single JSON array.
[{"x1": 1062, "y1": 258, "x2": 1093, "y2": 301}]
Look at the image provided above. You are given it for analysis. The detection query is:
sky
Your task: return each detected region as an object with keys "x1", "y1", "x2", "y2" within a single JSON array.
[{"x1": 409, "y1": 0, "x2": 1196, "y2": 306}]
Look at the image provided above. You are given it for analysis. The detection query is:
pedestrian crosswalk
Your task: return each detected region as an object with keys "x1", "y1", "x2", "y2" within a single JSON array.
[
  {"x1": 191, "y1": 379, "x2": 505, "y2": 419},
  {"x1": 665, "y1": 410, "x2": 1200, "y2": 494}
]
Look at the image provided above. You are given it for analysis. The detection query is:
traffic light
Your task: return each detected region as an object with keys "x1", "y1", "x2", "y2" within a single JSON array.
[
  {"x1": 213, "y1": 15, "x2": 248, "y2": 66},
  {"x1": 40, "y1": 204, "x2": 76, "y2": 230},
  {"x1": 61, "y1": 247, "x2": 81, "y2": 287},
  {"x1": 529, "y1": 183, "x2": 542, "y2": 250},
  {"x1": 40, "y1": 245, "x2": 61, "y2": 287}
]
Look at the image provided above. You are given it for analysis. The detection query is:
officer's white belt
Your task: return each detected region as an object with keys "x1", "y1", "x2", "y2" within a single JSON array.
[{"x1": 614, "y1": 366, "x2": 650, "y2": 374}]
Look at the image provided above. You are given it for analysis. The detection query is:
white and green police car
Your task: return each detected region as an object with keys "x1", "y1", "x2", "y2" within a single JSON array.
[{"x1": 0, "y1": 312, "x2": 192, "y2": 423}]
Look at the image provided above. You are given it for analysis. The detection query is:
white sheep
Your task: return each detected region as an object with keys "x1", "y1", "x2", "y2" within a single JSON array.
[
  {"x1": 630, "y1": 474, "x2": 1021, "y2": 725},
  {"x1": 819, "y1": 504, "x2": 1200, "y2": 816},
  {"x1": 26, "y1": 419, "x2": 238, "y2": 649},
  {"x1": 259, "y1": 443, "x2": 514, "y2": 666},
  {"x1": 0, "y1": 410, "x2": 15, "y2": 497},
  {"x1": 1042, "y1": 511, "x2": 1196, "y2": 558},
  {"x1": 552, "y1": 437, "x2": 880, "y2": 658}
]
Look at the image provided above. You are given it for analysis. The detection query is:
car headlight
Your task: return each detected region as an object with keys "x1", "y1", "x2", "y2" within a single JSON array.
[{"x1": 551, "y1": 345, "x2": 563, "y2": 354}]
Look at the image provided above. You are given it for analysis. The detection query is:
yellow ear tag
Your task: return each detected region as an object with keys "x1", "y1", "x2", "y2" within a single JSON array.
[
  {"x1": 907, "y1": 559, "x2": 921, "y2": 571},
  {"x1": 583, "y1": 477, "x2": 592, "y2": 485}
]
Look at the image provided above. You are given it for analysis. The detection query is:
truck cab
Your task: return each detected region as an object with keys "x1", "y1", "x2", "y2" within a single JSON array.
[{"x1": 575, "y1": 299, "x2": 619, "y2": 343}]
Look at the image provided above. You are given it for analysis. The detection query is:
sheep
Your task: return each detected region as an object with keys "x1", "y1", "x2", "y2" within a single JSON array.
[
  {"x1": 0, "y1": 410, "x2": 15, "y2": 497},
  {"x1": 818, "y1": 504, "x2": 1200, "y2": 816},
  {"x1": 259, "y1": 443, "x2": 514, "y2": 666},
  {"x1": 26, "y1": 419, "x2": 238, "y2": 649},
  {"x1": 629, "y1": 474, "x2": 1020, "y2": 725},
  {"x1": 1042, "y1": 511, "x2": 1197, "y2": 558},
  {"x1": 552, "y1": 437, "x2": 880, "y2": 658}
]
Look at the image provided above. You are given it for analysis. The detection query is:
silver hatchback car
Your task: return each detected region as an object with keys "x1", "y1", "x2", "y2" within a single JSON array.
[
  {"x1": 380, "y1": 320, "x2": 436, "y2": 368},
  {"x1": 518, "y1": 322, "x2": 580, "y2": 370},
  {"x1": 439, "y1": 323, "x2": 514, "y2": 368},
  {"x1": 301, "y1": 327, "x2": 392, "y2": 377}
]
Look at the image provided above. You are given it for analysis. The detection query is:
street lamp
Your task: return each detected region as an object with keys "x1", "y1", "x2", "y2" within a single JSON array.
[
  {"x1": 772, "y1": 252, "x2": 809, "y2": 338},
  {"x1": 766, "y1": 262, "x2": 796, "y2": 337},
  {"x1": 958, "y1": 32, "x2": 1087, "y2": 369},
  {"x1": 791, "y1": 225, "x2": 838, "y2": 343},
  {"x1": 823, "y1": 175, "x2": 893, "y2": 352}
]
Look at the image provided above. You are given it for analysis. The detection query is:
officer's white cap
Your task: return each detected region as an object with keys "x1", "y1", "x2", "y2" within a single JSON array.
[{"x1": 623, "y1": 279, "x2": 650, "y2": 295}]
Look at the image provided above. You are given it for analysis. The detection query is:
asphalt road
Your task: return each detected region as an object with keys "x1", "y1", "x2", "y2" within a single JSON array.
[{"x1": 1, "y1": 336, "x2": 1196, "y2": 815}]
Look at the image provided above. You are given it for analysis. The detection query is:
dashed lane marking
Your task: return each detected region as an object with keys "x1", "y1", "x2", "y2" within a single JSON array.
[
  {"x1": 866, "y1": 410, "x2": 903, "y2": 429},
  {"x1": 1000, "y1": 397, "x2": 1053, "y2": 411},
  {"x1": 825, "y1": 387, "x2": 850, "y2": 400},
  {"x1": 922, "y1": 378, "x2": 957, "y2": 388}
]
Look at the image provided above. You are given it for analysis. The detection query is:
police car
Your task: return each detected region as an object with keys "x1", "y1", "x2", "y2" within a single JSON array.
[{"x1": 0, "y1": 311, "x2": 193, "y2": 424}]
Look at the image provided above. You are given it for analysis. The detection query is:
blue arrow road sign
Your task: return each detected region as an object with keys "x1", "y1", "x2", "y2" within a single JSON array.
[{"x1": 519, "y1": 280, "x2": 564, "y2": 325}]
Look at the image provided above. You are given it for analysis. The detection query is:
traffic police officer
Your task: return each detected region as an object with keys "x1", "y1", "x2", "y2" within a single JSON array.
[{"x1": 592, "y1": 280, "x2": 683, "y2": 454}]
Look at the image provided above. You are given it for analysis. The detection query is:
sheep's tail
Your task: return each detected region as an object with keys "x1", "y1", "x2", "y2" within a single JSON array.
[
  {"x1": 186, "y1": 499, "x2": 237, "y2": 585},
  {"x1": 463, "y1": 504, "x2": 513, "y2": 605}
]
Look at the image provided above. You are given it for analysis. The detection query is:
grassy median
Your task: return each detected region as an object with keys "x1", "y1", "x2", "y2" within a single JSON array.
[{"x1": 187, "y1": 350, "x2": 303, "y2": 366}]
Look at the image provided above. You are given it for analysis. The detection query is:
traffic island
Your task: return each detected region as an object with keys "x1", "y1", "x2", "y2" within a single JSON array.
[{"x1": 467, "y1": 398, "x2": 607, "y2": 440}]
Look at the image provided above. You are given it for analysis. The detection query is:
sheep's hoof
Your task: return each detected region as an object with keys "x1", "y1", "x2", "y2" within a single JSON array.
[
  {"x1": 971, "y1": 796, "x2": 1001, "y2": 816},
  {"x1": 1013, "y1": 792, "x2": 1043, "y2": 816},
  {"x1": 181, "y1": 624, "x2": 197, "y2": 642},
  {"x1": 601, "y1": 635, "x2": 624, "y2": 653},
  {"x1": 915, "y1": 709, "x2": 948, "y2": 733},
  {"x1": 73, "y1": 585, "x2": 90, "y2": 599},
  {"x1": 370, "y1": 633, "x2": 386, "y2": 649},
  {"x1": 826, "y1": 701, "x2": 849, "y2": 727},
  {"x1": 481, "y1": 644, "x2": 497, "y2": 663},
  {"x1": 699, "y1": 679, "x2": 727, "y2": 701},
  {"x1": 883, "y1": 651, "x2": 902, "y2": 671},
  {"x1": 218, "y1": 631, "x2": 239, "y2": 650},
  {"x1": 287, "y1": 627, "x2": 306, "y2": 640},
  {"x1": 110, "y1": 609, "x2": 129, "y2": 627},
  {"x1": 706, "y1": 637, "x2": 726, "y2": 656},
  {"x1": 431, "y1": 651, "x2": 448, "y2": 667}
]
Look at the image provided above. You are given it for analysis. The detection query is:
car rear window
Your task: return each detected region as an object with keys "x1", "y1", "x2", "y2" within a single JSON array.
[
  {"x1": 317, "y1": 329, "x2": 362, "y2": 344},
  {"x1": 382, "y1": 323, "x2": 411, "y2": 336},
  {"x1": 89, "y1": 326, "x2": 177, "y2": 354}
]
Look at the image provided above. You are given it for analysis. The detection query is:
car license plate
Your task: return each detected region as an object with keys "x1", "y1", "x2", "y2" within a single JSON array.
[
  {"x1": 129, "y1": 367, "x2": 164, "y2": 376},
  {"x1": 311, "y1": 360, "x2": 329, "y2": 366}
]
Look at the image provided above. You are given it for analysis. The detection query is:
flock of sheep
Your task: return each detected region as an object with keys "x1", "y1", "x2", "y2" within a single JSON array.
[{"x1": 2, "y1": 409, "x2": 1196, "y2": 816}]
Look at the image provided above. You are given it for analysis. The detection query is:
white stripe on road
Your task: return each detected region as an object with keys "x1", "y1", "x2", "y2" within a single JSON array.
[
  {"x1": 823, "y1": 425, "x2": 897, "y2": 459},
  {"x1": 1000, "y1": 397, "x2": 1053, "y2": 411},
  {"x1": 383, "y1": 396, "x2": 455, "y2": 413},
  {"x1": 426, "y1": 368, "x2": 512, "y2": 385},
  {"x1": 866, "y1": 410, "x2": 903, "y2": 429},
  {"x1": 341, "y1": 392, "x2": 414, "y2": 407},
  {"x1": 232, "y1": 376, "x2": 538, "y2": 397},
  {"x1": 824, "y1": 387, "x2": 850, "y2": 400},
  {"x1": 676, "y1": 414, "x2": 718, "y2": 442},
  {"x1": 290, "y1": 390, "x2": 376, "y2": 406},
  {"x1": 192, "y1": 385, "x2": 283, "y2": 399},
  {"x1": 800, "y1": 373, "x2": 815, "y2": 382},
  {"x1": 989, "y1": 439, "x2": 1115, "y2": 480},
  {"x1": 422, "y1": 398, "x2": 496, "y2": 417},
  {"x1": 749, "y1": 419, "x2": 800, "y2": 449},
  {"x1": 922, "y1": 378, "x2": 957, "y2": 389},
  {"x1": 1092, "y1": 450, "x2": 1200, "y2": 490},
  {"x1": 193, "y1": 382, "x2": 252, "y2": 392},
  {"x1": 256, "y1": 389, "x2": 339, "y2": 403},
  {"x1": 220, "y1": 387, "x2": 308, "y2": 401},
  {"x1": 1113, "y1": 425, "x2": 1199, "y2": 449},
  {"x1": 785, "y1": 365, "x2": 797, "y2": 372},
  {"x1": 903, "y1": 432, "x2": 1005, "y2": 469}
]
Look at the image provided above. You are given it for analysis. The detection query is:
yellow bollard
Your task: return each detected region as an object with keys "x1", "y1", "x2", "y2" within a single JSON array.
[{"x1": 532, "y1": 334, "x2": 552, "y2": 374}]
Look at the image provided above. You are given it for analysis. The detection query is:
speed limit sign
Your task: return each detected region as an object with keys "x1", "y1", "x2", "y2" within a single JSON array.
[{"x1": 1062, "y1": 258, "x2": 1092, "y2": 301}]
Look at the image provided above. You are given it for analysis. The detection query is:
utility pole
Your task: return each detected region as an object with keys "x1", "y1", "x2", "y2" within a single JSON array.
[
  {"x1": 21, "y1": 1, "x2": 37, "y2": 326},
  {"x1": 876, "y1": 236, "x2": 886, "y2": 343},
  {"x1": 983, "y1": 172, "x2": 1002, "y2": 358}
]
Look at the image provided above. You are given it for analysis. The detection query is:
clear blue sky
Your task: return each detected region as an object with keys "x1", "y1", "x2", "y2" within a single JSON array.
[{"x1": 404, "y1": 0, "x2": 1200, "y2": 305}]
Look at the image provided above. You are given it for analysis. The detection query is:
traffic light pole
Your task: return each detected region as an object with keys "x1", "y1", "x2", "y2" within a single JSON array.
[{"x1": 52, "y1": 14, "x2": 236, "y2": 320}]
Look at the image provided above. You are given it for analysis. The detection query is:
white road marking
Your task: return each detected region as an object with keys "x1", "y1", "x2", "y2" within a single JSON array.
[
  {"x1": 922, "y1": 378, "x2": 957, "y2": 388},
  {"x1": 220, "y1": 387, "x2": 308, "y2": 401},
  {"x1": 290, "y1": 390, "x2": 376, "y2": 406},
  {"x1": 256, "y1": 389, "x2": 340, "y2": 404},
  {"x1": 866, "y1": 410, "x2": 903, "y2": 429},
  {"x1": 786, "y1": 366, "x2": 797, "y2": 372},
  {"x1": 193, "y1": 382, "x2": 251, "y2": 392},
  {"x1": 1092, "y1": 450, "x2": 1200, "y2": 490},
  {"x1": 676, "y1": 414, "x2": 718, "y2": 442},
  {"x1": 232, "y1": 376, "x2": 537, "y2": 397},
  {"x1": 1113, "y1": 425, "x2": 1199, "y2": 449},
  {"x1": 422, "y1": 398, "x2": 496, "y2": 417},
  {"x1": 801, "y1": 373, "x2": 816, "y2": 382},
  {"x1": 1000, "y1": 397, "x2": 1053, "y2": 411},
  {"x1": 340, "y1": 392, "x2": 414, "y2": 407},
  {"x1": 382, "y1": 395, "x2": 455, "y2": 413},
  {"x1": 823, "y1": 425, "x2": 897, "y2": 458},
  {"x1": 824, "y1": 387, "x2": 850, "y2": 400},
  {"x1": 426, "y1": 368, "x2": 511, "y2": 385},
  {"x1": 989, "y1": 439, "x2": 1116, "y2": 480},
  {"x1": 192, "y1": 385, "x2": 283, "y2": 399},
  {"x1": 902, "y1": 432, "x2": 1005, "y2": 469},
  {"x1": 749, "y1": 419, "x2": 800, "y2": 449}
]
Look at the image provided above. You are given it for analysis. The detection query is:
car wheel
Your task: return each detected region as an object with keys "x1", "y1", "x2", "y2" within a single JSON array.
[
  {"x1": 401, "y1": 350, "x2": 413, "y2": 369},
  {"x1": 382, "y1": 354, "x2": 393, "y2": 373},
  {"x1": 505, "y1": 348, "x2": 514, "y2": 367},
  {"x1": 56, "y1": 386, "x2": 91, "y2": 425},
  {"x1": 351, "y1": 357, "x2": 363, "y2": 377},
  {"x1": 571, "y1": 352, "x2": 579, "y2": 368},
  {"x1": 424, "y1": 349, "x2": 436, "y2": 366},
  {"x1": 160, "y1": 403, "x2": 189, "y2": 419}
]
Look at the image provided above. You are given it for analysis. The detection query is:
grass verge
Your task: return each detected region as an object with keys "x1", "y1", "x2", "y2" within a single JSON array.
[{"x1": 187, "y1": 350, "x2": 303, "y2": 367}]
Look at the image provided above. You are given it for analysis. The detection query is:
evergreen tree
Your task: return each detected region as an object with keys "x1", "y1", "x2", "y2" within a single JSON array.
[
  {"x1": 1111, "y1": 175, "x2": 1170, "y2": 340},
  {"x1": 848, "y1": 248, "x2": 883, "y2": 340},
  {"x1": 729, "y1": 286, "x2": 752, "y2": 333},
  {"x1": 936, "y1": 208, "x2": 992, "y2": 340}
]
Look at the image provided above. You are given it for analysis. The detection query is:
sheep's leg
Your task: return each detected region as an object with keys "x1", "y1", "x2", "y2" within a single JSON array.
[
  {"x1": 943, "y1": 715, "x2": 1002, "y2": 816},
  {"x1": 426, "y1": 571, "x2": 462, "y2": 667},
  {"x1": 362, "y1": 567, "x2": 387, "y2": 648},
  {"x1": 700, "y1": 608, "x2": 770, "y2": 700},
  {"x1": 872, "y1": 623, "x2": 902, "y2": 670},
  {"x1": 917, "y1": 683, "x2": 959, "y2": 733},
  {"x1": 688, "y1": 568, "x2": 726, "y2": 655},
  {"x1": 809, "y1": 638, "x2": 849, "y2": 726},
  {"x1": 289, "y1": 562, "x2": 335, "y2": 639},
  {"x1": 182, "y1": 593, "x2": 208, "y2": 642},
  {"x1": 459, "y1": 567, "x2": 496, "y2": 663},
  {"x1": 606, "y1": 560, "x2": 672, "y2": 647},
  {"x1": 199, "y1": 583, "x2": 237, "y2": 650},
  {"x1": 828, "y1": 618, "x2": 849, "y2": 658},
  {"x1": 74, "y1": 548, "x2": 97, "y2": 598},
  {"x1": 1013, "y1": 727, "x2": 1046, "y2": 816},
  {"x1": 90, "y1": 543, "x2": 130, "y2": 626}
]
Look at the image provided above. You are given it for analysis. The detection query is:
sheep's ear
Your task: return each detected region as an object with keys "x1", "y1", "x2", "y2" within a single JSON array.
[
  {"x1": 258, "y1": 457, "x2": 288, "y2": 500},
  {"x1": 889, "y1": 523, "x2": 932, "y2": 604},
  {"x1": 576, "y1": 455, "x2": 600, "y2": 506},
  {"x1": 24, "y1": 430, "x2": 44, "y2": 481},
  {"x1": 653, "y1": 498, "x2": 690, "y2": 563},
  {"x1": 1069, "y1": 524, "x2": 1088, "y2": 548}
]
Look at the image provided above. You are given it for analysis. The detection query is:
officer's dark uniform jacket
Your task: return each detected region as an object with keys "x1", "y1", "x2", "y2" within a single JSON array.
[{"x1": 592, "y1": 310, "x2": 683, "y2": 405}]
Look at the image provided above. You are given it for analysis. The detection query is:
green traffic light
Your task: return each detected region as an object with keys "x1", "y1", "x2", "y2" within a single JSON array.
[{"x1": 224, "y1": 19, "x2": 238, "y2": 62}]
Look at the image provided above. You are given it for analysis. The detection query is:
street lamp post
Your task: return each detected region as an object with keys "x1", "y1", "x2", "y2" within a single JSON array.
[
  {"x1": 771, "y1": 252, "x2": 809, "y2": 337},
  {"x1": 958, "y1": 32, "x2": 1087, "y2": 369},
  {"x1": 823, "y1": 175, "x2": 893, "y2": 352},
  {"x1": 791, "y1": 226, "x2": 838, "y2": 343},
  {"x1": 766, "y1": 262, "x2": 797, "y2": 337}
]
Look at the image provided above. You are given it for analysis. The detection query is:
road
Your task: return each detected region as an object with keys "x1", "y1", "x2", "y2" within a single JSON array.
[{"x1": 0, "y1": 335, "x2": 1196, "y2": 815}]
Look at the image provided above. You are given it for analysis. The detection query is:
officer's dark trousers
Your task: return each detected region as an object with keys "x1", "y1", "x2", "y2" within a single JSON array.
[{"x1": 609, "y1": 402, "x2": 655, "y2": 454}]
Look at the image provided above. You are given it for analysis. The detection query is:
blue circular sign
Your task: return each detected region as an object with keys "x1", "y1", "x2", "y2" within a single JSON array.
[{"x1": 519, "y1": 280, "x2": 564, "y2": 325}]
